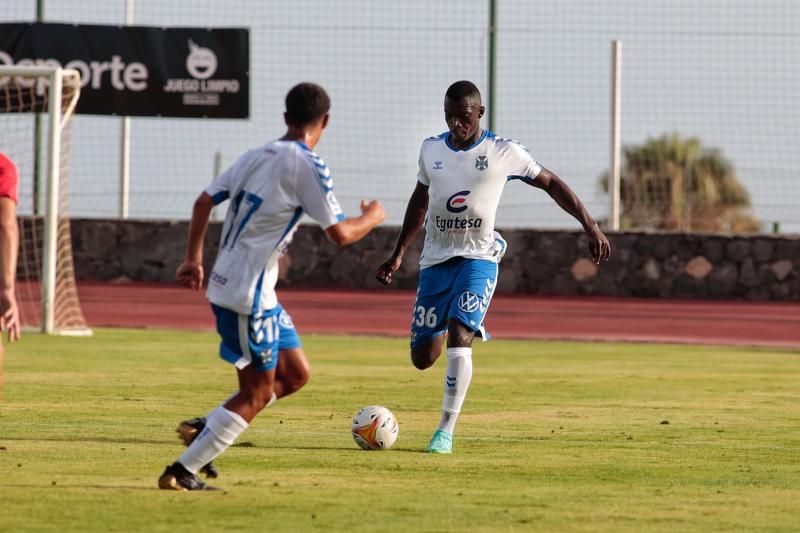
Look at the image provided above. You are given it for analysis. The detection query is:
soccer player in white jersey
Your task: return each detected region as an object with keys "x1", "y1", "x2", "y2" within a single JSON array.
[
  {"x1": 376, "y1": 80, "x2": 611, "y2": 453},
  {"x1": 158, "y1": 83, "x2": 385, "y2": 490}
]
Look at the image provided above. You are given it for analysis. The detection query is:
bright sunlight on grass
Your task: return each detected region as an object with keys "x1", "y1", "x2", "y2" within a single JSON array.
[{"x1": 1, "y1": 329, "x2": 798, "y2": 532}]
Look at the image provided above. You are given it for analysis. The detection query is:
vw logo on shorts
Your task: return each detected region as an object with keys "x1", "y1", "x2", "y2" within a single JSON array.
[
  {"x1": 278, "y1": 310, "x2": 294, "y2": 329},
  {"x1": 446, "y1": 190, "x2": 471, "y2": 213},
  {"x1": 457, "y1": 291, "x2": 481, "y2": 313}
]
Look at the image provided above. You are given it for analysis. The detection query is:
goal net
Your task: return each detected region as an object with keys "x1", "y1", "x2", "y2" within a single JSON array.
[{"x1": 0, "y1": 66, "x2": 90, "y2": 335}]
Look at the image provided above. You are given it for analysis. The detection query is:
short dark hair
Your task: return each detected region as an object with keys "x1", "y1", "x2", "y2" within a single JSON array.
[
  {"x1": 285, "y1": 82, "x2": 330, "y2": 126},
  {"x1": 445, "y1": 80, "x2": 482, "y2": 104}
]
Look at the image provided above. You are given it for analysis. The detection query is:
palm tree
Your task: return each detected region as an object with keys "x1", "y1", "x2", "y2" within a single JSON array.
[{"x1": 602, "y1": 133, "x2": 759, "y2": 232}]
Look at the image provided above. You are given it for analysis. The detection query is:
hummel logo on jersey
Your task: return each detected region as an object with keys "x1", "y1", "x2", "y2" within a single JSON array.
[
  {"x1": 475, "y1": 156, "x2": 488, "y2": 170},
  {"x1": 446, "y1": 190, "x2": 470, "y2": 213},
  {"x1": 433, "y1": 160, "x2": 443, "y2": 170},
  {"x1": 458, "y1": 291, "x2": 481, "y2": 313}
]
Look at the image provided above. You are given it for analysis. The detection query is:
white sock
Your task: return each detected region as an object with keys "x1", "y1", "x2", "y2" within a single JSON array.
[
  {"x1": 436, "y1": 347, "x2": 473, "y2": 435},
  {"x1": 266, "y1": 391, "x2": 277, "y2": 408},
  {"x1": 178, "y1": 406, "x2": 248, "y2": 474}
]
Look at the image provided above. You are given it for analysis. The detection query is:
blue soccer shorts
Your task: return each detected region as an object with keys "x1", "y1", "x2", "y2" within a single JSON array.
[
  {"x1": 211, "y1": 303, "x2": 302, "y2": 372},
  {"x1": 410, "y1": 257, "x2": 499, "y2": 348}
]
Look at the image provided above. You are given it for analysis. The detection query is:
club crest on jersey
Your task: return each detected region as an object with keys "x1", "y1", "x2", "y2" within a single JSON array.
[
  {"x1": 446, "y1": 190, "x2": 470, "y2": 213},
  {"x1": 475, "y1": 156, "x2": 488, "y2": 171},
  {"x1": 458, "y1": 291, "x2": 481, "y2": 313}
]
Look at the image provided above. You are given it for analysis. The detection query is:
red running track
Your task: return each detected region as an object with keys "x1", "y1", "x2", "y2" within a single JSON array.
[{"x1": 74, "y1": 282, "x2": 800, "y2": 349}]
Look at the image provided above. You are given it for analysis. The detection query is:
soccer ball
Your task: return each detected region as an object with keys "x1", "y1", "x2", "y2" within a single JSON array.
[{"x1": 351, "y1": 405, "x2": 399, "y2": 450}]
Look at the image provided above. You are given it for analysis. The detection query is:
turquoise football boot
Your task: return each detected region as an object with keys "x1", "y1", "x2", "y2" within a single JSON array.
[{"x1": 426, "y1": 429, "x2": 453, "y2": 454}]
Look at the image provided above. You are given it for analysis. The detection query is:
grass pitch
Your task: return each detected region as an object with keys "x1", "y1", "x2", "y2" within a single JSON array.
[{"x1": 1, "y1": 329, "x2": 799, "y2": 532}]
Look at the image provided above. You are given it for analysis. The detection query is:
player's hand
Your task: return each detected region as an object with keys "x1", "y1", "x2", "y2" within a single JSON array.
[
  {"x1": 587, "y1": 224, "x2": 611, "y2": 264},
  {"x1": 360, "y1": 199, "x2": 386, "y2": 224},
  {"x1": 375, "y1": 255, "x2": 402, "y2": 286},
  {"x1": 176, "y1": 259, "x2": 204, "y2": 290},
  {"x1": 0, "y1": 288, "x2": 21, "y2": 342}
]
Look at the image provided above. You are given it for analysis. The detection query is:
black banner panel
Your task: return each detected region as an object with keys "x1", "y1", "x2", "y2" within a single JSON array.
[{"x1": 0, "y1": 22, "x2": 249, "y2": 118}]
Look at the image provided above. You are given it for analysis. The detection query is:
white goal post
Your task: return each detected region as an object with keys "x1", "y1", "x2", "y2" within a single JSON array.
[{"x1": 0, "y1": 65, "x2": 89, "y2": 335}]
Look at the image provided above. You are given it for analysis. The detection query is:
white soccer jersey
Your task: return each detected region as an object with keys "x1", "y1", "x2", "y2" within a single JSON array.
[
  {"x1": 205, "y1": 140, "x2": 344, "y2": 314},
  {"x1": 417, "y1": 130, "x2": 542, "y2": 268}
]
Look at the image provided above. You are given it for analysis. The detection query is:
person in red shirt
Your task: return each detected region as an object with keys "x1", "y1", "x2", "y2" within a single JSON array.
[{"x1": 0, "y1": 152, "x2": 21, "y2": 399}]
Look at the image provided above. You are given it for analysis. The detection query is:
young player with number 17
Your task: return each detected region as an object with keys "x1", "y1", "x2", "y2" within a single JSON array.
[{"x1": 158, "y1": 83, "x2": 385, "y2": 490}]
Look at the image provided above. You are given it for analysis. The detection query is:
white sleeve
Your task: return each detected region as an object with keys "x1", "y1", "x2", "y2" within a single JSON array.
[
  {"x1": 295, "y1": 156, "x2": 345, "y2": 229},
  {"x1": 205, "y1": 152, "x2": 248, "y2": 205},
  {"x1": 505, "y1": 140, "x2": 542, "y2": 180},
  {"x1": 416, "y1": 144, "x2": 430, "y2": 186}
]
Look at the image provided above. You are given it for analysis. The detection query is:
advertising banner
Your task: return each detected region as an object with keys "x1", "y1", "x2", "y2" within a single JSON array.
[{"x1": 0, "y1": 22, "x2": 249, "y2": 118}]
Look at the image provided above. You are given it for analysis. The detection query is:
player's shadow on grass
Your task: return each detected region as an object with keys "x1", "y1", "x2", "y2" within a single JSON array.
[
  {"x1": 255, "y1": 443, "x2": 423, "y2": 454},
  {"x1": 2, "y1": 438, "x2": 425, "y2": 453},
  {"x1": 1, "y1": 436, "x2": 170, "y2": 446},
  {"x1": 0, "y1": 482, "x2": 164, "y2": 491},
  {"x1": 217, "y1": 441, "x2": 428, "y2": 453},
  {"x1": 1, "y1": 482, "x2": 232, "y2": 492},
  {"x1": 256, "y1": 443, "x2": 367, "y2": 451}
]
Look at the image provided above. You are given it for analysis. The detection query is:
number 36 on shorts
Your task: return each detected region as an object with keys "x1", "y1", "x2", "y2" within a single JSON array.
[{"x1": 413, "y1": 305, "x2": 438, "y2": 328}]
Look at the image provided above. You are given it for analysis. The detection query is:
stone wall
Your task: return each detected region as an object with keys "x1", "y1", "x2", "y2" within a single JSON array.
[{"x1": 66, "y1": 219, "x2": 800, "y2": 301}]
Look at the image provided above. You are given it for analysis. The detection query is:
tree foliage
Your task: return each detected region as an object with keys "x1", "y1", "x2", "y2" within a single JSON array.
[{"x1": 602, "y1": 133, "x2": 760, "y2": 232}]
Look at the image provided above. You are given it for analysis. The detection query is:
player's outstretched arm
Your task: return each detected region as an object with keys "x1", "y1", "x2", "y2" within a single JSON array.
[
  {"x1": 529, "y1": 168, "x2": 611, "y2": 264},
  {"x1": 324, "y1": 199, "x2": 385, "y2": 246},
  {"x1": 176, "y1": 191, "x2": 214, "y2": 290},
  {"x1": 375, "y1": 181, "x2": 429, "y2": 286}
]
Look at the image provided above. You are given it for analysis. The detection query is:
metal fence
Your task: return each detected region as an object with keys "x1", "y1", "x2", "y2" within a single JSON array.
[{"x1": 4, "y1": 0, "x2": 799, "y2": 232}]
